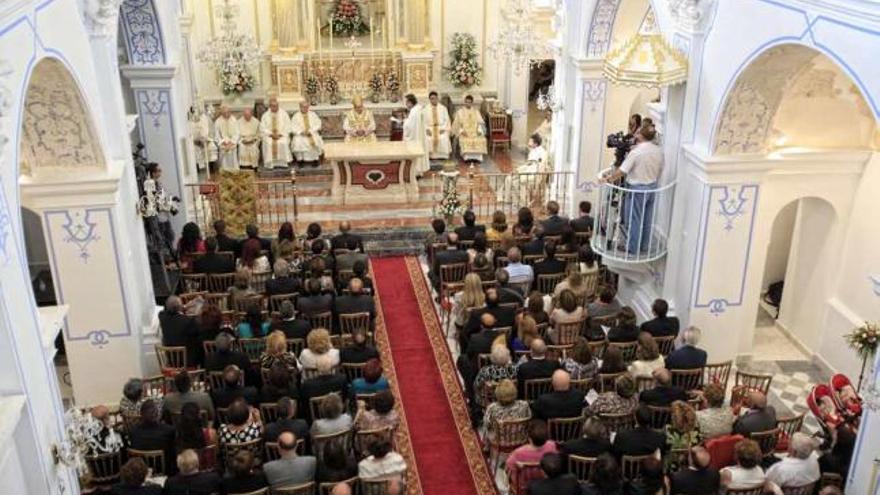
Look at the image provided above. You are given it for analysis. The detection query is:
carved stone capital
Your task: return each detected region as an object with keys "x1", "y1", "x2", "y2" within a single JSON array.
[
  {"x1": 669, "y1": 0, "x2": 716, "y2": 34},
  {"x1": 82, "y1": 0, "x2": 124, "y2": 38}
]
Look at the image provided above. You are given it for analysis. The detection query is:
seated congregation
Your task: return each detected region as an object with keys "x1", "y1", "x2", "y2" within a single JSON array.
[{"x1": 428, "y1": 202, "x2": 861, "y2": 495}]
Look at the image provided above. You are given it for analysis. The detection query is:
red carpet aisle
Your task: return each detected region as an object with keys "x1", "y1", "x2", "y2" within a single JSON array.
[{"x1": 372, "y1": 257, "x2": 497, "y2": 495}]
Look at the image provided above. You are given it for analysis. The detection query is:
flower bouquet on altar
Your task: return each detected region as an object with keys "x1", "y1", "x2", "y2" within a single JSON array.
[
  {"x1": 844, "y1": 321, "x2": 880, "y2": 390},
  {"x1": 436, "y1": 181, "x2": 465, "y2": 223},
  {"x1": 369, "y1": 72, "x2": 384, "y2": 103},
  {"x1": 330, "y1": 0, "x2": 370, "y2": 37},
  {"x1": 324, "y1": 75, "x2": 340, "y2": 105},
  {"x1": 385, "y1": 71, "x2": 400, "y2": 102},
  {"x1": 219, "y1": 55, "x2": 255, "y2": 96},
  {"x1": 444, "y1": 32, "x2": 482, "y2": 88},
  {"x1": 305, "y1": 76, "x2": 320, "y2": 105}
]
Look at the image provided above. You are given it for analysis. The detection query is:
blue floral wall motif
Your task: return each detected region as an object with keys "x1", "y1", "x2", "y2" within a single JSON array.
[
  {"x1": 60, "y1": 210, "x2": 100, "y2": 263},
  {"x1": 136, "y1": 89, "x2": 169, "y2": 130},
  {"x1": 120, "y1": 0, "x2": 166, "y2": 65}
]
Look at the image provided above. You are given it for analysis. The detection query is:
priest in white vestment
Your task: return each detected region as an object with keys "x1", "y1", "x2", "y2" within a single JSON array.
[
  {"x1": 452, "y1": 94, "x2": 487, "y2": 164},
  {"x1": 497, "y1": 133, "x2": 549, "y2": 205},
  {"x1": 237, "y1": 108, "x2": 261, "y2": 168},
  {"x1": 343, "y1": 96, "x2": 377, "y2": 143},
  {"x1": 260, "y1": 97, "x2": 293, "y2": 169},
  {"x1": 214, "y1": 106, "x2": 240, "y2": 171},
  {"x1": 401, "y1": 93, "x2": 429, "y2": 177},
  {"x1": 189, "y1": 106, "x2": 217, "y2": 171},
  {"x1": 290, "y1": 100, "x2": 324, "y2": 166},
  {"x1": 421, "y1": 91, "x2": 452, "y2": 160}
]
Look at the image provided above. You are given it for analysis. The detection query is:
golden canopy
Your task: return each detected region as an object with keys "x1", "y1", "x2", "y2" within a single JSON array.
[{"x1": 603, "y1": 31, "x2": 689, "y2": 88}]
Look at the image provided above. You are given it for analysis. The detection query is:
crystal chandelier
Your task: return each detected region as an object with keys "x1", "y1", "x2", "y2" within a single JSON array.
[
  {"x1": 488, "y1": 0, "x2": 546, "y2": 74},
  {"x1": 52, "y1": 408, "x2": 123, "y2": 475},
  {"x1": 536, "y1": 84, "x2": 562, "y2": 112},
  {"x1": 196, "y1": 0, "x2": 262, "y2": 96}
]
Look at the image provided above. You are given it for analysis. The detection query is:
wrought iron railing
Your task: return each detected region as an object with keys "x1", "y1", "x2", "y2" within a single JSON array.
[
  {"x1": 183, "y1": 173, "x2": 299, "y2": 234},
  {"x1": 434, "y1": 170, "x2": 573, "y2": 220},
  {"x1": 591, "y1": 168, "x2": 675, "y2": 263}
]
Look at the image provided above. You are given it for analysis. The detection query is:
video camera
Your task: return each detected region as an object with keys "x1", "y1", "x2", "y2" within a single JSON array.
[{"x1": 606, "y1": 131, "x2": 635, "y2": 167}]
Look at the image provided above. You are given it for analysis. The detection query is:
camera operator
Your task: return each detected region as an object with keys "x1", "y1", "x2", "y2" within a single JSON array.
[
  {"x1": 606, "y1": 114, "x2": 642, "y2": 167},
  {"x1": 600, "y1": 124, "x2": 663, "y2": 255}
]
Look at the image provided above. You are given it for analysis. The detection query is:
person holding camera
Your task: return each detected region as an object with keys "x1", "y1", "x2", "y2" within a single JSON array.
[{"x1": 600, "y1": 124, "x2": 663, "y2": 255}]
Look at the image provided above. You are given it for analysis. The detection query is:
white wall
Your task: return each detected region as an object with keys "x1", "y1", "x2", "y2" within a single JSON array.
[{"x1": 761, "y1": 200, "x2": 796, "y2": 290}]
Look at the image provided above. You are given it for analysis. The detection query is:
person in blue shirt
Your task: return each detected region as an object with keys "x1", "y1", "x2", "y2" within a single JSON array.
[
  {"x1": 351, "y1": 358, "x2": 389, "y2": 396},
  {"x1": 237, "y1": 303, "x2": 270, "y2": 338}
]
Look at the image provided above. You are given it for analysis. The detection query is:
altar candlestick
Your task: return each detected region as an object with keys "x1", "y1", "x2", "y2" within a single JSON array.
[
  {"x1": 329, "y1": 15, "x2": 334, "y2": 64},
  {"x1": 317, "y1": 18, "x2": 322, "y2": 64},
  {"x1": 370, "y1": 17, "x2": 375, "y2": 67}
]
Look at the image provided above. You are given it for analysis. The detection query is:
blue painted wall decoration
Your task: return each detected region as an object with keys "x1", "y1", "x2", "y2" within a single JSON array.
[{"x1": 119, "y1": 0, "x2": 166, "y2": 65}]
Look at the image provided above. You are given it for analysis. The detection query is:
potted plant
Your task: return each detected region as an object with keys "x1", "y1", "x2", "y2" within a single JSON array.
[
  {"x1": 369, "y1": 72, "x2": 384, "y2": 103},
  {"x1": 305, "y1": 76, "x2": 320, "y2": 105}
]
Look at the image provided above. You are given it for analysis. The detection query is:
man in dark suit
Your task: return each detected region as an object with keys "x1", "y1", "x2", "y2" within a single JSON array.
[
  {"x1": 211, "y1": 365, "x2": 259, "y2": 408},
  {"x1": 128, "y1": 400, "x2": 176, "y2": 474},
  {"x1": 335, "y1": 249, "x2": 368, "y2": 276},
  {"x1": 528, "y1": 453, "x2": 581, "y2": 495},
  {"x1": 300, "y1": 358, "x2": 348, "y2": 421},
  {"x1": 560, "y1": 417, "x2": 612, "y2": 458},
  {"x1": 533, "y1": 370, "x2": 585, "y2": 420},
  {"x1": 640, "y1": 298, "x2": 680, "y2": 338},
  {"x1": 570, "y1": 201, "x2": 594, "y2": 236},
  {"x1": 496, "y1": 268, "x2": 526, "y2": 304},
  {"x1": 297, "y1": 278, "x2": 333, "y2": 317},
  {"x1": 454, "y1": 210, "x2": 485, "y2": 242},
  {"x1": 210, "y1": 219, "x2": 239, "y2": 255},
  {"x1": 193, "y1": 237, "x2": 234, "y2": 274},
  {"x1": 205, "y1": 332, "x2": 252, "y2": 378},
  {"x1": 540, "y1": 201, "x2": 571, "y2": 238},
  {"x1": 612, "y1": 405, "x2": 667, "y2": 458},
  {"x1": 266, "y1": 259, "x2": 302, "y2": 296},
  {"x1": 334, "y1": 278, "x2": 375, "y2": 325},
  {"x1": 639, "y1": 368, "x2": 689, "y2": 407},
  {"x1": 340, "y1": 327, "x2": 379, "y2": 364},
  {"x1": 733, "y1": 391, "x2": 777, "y2": 436},
  {"x1": 243, "y1": 223, "x2": 272, "y2": 252},
  {"x1": 521, "y1": 233, "x2": 545, "y2": 257},
  {"x1": 429, "y1": 232, "x2": 469, "y2": 291},
  {"x1": 516, "y1": 339, "x2": 561, "y2": 396},
  {"x1": 464, "y1": 313, "x2": 499, "y2": 360},
  {"x1": 330, "y1": 221, "x2": 365, "y2": 253},
  {"x1": 461, "y1": 290, "x2": 515, "y2": 347},
  {"x1": 669, "y1": 446, "x2": 721, "y2": 495},
  {"x1": 272, "y1": 301, "x2": 311, "y2": 340},
  {"x1": 264, "y1": 396, "x2": 309, "y2": 442},
  {"x1": 665, "y1": 326, "x2": 708, "y2": 370},
  {"x1": 531, "y1": 240, "x2": 567, "y2": 290},
  {"x1": 164, "y1": 449, "x2": 222, "y2": 494},
  {"x1": 159, "y1": 296, "x2": 202, "y2": 367}
]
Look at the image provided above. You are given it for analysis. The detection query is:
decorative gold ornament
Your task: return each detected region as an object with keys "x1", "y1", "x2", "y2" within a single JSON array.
[{"x1": 603, "y1": 15, "x2": 688, "y2": 88}]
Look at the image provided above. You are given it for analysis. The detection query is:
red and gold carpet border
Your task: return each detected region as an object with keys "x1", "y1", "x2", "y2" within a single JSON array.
[
  {"x1": 370, "y1": 260, "x2": 424, "y2": 495},
  {"x1": 402, "y1": 256, "x2": 498, "y2": 495}
]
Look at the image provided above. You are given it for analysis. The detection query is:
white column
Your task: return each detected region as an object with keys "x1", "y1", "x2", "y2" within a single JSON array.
[{"x1": 21, "y1": 166, "x2": 159, "y2": 406}]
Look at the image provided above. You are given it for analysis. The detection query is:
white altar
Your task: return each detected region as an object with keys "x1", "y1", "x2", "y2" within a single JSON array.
[{"x1": 325, "y1": 141, "x2": 425, "y2": 205}]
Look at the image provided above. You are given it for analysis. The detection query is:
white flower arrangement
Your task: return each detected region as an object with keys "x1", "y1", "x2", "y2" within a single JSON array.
[
  {"x1": 845, "y1": 322, "x2": 880, "y2": 361},
  {"x1": 445, "y1": 32, "x2": 482, "y2": 88}
]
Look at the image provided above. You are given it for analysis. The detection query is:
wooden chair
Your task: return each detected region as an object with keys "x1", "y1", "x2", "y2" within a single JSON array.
[
  {"x1": 598, "y1": 411, "x2": 636, "y2": 434},
  {"x1": 646, "y1": 405, "x2": 672, "y2": 430},
  {"x1": 155, "y1": 345, "x2": 187, "y2": 373},
  {"x1": 489, "y1": 112, "x2": 512, "y2": 154},
  {"x1": 268, "y1": 293, "x2": 298, "y2": 312},
  {"x1": 309, "y1": 393, "x2": 338, "y2": 421},
  {"x1": 361, "y1": 479, "x2": 403, "y2": 495},
  {"x1": 608, "y1": 340, "x2": 638, "y2": 362},
  {"x1": 704, "y1": 360, "x2": 733, "y2": 391},
  {"x1": 228, "y1": 488, "x2": 269, "y2": 495},
  {"x1": 548, "y1": 416, "x2": 584, "y2": 442},
  {"x1": 635, "y1": 376, "x2": 656, "y2": 393},
  {"x1": 592, "y1": 313, "x2": 619, "y2": 328},
  {"x1": 207, "y1": 371, "x2": 243, "y2": 391},
  {"x1": 204, "y1": 292, "x2": 231, "y2": 311},
  {"x1": 537, "y1": 273, "x2": 566, "y2": 295},
  {"x1": 545, "y1": 344, "x2": 571, "y2": 362},
  {"x1": 726, "y1": 486, "x2": 766, "y2": 495},
  {"x1": 141, "y1": 374, "x2": 167, "y2": 398},
  {"x1": 508, "y1": 461, "x2": 545, "y2": 495},
  {"x1": 749, "y1": 428, "x2": 780, "y2": 457},
  {"x1": 523, "y1": 378, "x2": 553, "y2": 402},
  {"x1": 780, "y1": 483, "x2": 817, "y2": 495},
  {"x1": 237, "y1": 338, "x2": 266, "y2": 363},
  {"x1": 522, "y1": 255, "x2": 543, "y2": 266},
  {"x1": 286, "y1": 338, "x2": 305, "y2": 356},
  {"x1": 308, "y1": 311, "x2": 334, "y2": 332},
  {"x1": 264, "y1": 439, "x2": 305, "y2": 461},
  {"x1": 233, "y1": 294, "x2": 265, "y2": 313},
  {"x1": 553, "y1": 319, "x2": 586, "y2": 346},
  {"x1": 312, "y1": 428, "x2": 354, "y2": 462},
  {"x1": 735, "y1": 369, "x2": 773, "y2": 396},
  {"x1": 180, "y1": 291, "x2": 208, "y2": 306},
  {"x1": 207, "y1": 272, "x2": 236, "y2": 293},
  {"x1": 621, "y1": 454, "x2": 654, "y2": 480},
  {"x1": 476, "y1": 380, "x2": 498, "y2": 409},
  {"x1": 439, "y1": 262, "x2": 469, "y2": 327},
  {"x1": 598, "y1": 371, "x2": 625, "y2": 393},
  {"x1": 775, "y1": 413, "x2": 805, "y2": 453},
  {"x1": 203, "y1": 340, "x2": 219, "y2": 362},
  {"x1": 588, "y1": 340, "x2": 606, "y2": 360},
  {"x1": 654, "y1": 335, "x2": 676, "y2": 356},
  {"x1": 85, "y1": 450, "x2": 123, "y2": 486},
  {"x1": 342, "y1": 362, "x2": 366, "y2": 382},
  {"x1": 488, "y1": 417, "x2": 530, "y2": 472},
  {"x1": 127, "y1": 448, "x2": 166, "y2": 476},
  {"x1": 259, "y1": 402, "x2": 281, "y2": 423},
  {"x1": 570, "y1": 378, "x2": 592, "y2": 395},
  {"x1": 215, "y1": 407, "x2": 230, "y2": 425},
  {"x1": 181, "y1": 273, "x2": 208, "y2": 293},
  {"x1": 319, "y1": 477, "x2": 359, "y2": 495},
  {"x1": 339, "y1": 312, "x2": 371, "y2": 334},
  {"x1": 354, "y1": 426, "x2": 394, "y2": 458},
  {"x1": 567, "y1": 454, "x2": 596, "y2": 482},
  {"x1": 222, "y1": 438, "x2": 263, "y2": 467},
  {"x1": 670, "y1": 368, "x2": 704, "y2": 392},
  {"x1": 273, "y1": 482, "x2": 317, "y2": 495}
]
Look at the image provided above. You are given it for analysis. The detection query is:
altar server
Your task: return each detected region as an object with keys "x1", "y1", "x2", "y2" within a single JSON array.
[
  {"x1": 237, "y1": 108, "x2": 261, "y2": 168},
  {"x1": 214, "y1": 105, "x2": 240, "y2": 170},
  {"x1": 290, "y1": 100, "x2": 324, "y2": 166},
  {"x1": 343, "y1": 95, "x2": 377, "y2": 143},
  {"x1": 422, "y1": 91, "x2": 452, "y2": 161},
  {"x1": 401, "y1": 93, "x2": 429, "y2": 177},
  {"x1": 452, "y1": 94, "x2": 487, "y2": 164},
  {"x1": 189, "y1": 106, "x2": 217, "y2": 171},
  {"x1": 260, "y1": 96, "x2": 293, "y2": 169}
]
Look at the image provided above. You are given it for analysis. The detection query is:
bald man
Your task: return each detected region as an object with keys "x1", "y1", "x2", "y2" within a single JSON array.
[
  {"x1": 263, "y1": 431, "x2": 316, "y2": 489},
  {"x1": 516, "y1": 338, "x2": 562, "y2": 396},
  {"x1": 159, "y1": 295, "x2": 202, "y2": 366},
  {"x1": 237, "y1": 107, "x2": 261, "y2": 168},
  {"x1": 343, "y1": 95, "x2": 377, "y2": 143},
  {"x1": 214, "y1": 105, "x2": 240, "y2": 170},
  {"x1": 290, "y1": 100, "x2": 324, "y2": 166},
  {"x1": 669, "y1": 445, "x2": 721, "y2": 494},
  {"x1": 331, "y1": 482, "x2": 353, "y2": 495},
  {"x1": 639, "y1": 367, "x2": 689, "y2": 407},
  {"x1": 331, "y1": 221, "x2": 365, "y2": 253},
  {"x1": 733, "y1": 390, "x2": 778, "y2": 436},
  {"x1": 260, "y1": 96, "x2": 292, "y2": 168},
  {"x1": 334, "y1": 277, "x2": 376, "y2": 327},
  {"x1": 533, "y1": 369, "x2": 585, "y2": 420},
  {"x1": 465, "y1": 313, "x2": 500, "y2": 359}
]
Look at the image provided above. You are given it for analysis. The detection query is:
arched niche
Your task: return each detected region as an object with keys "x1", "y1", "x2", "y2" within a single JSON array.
[{"x1": 712, "y1": 43, "x2": 878, "y2": 155}]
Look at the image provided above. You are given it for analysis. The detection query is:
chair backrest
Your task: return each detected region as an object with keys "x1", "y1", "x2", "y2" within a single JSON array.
[
  {"x1": 591, "y1": 313, "x2": 619, "y2": 328},
  {"x1": 250, "y1": 270, "x2": 272, "y2": 293},
  {"x1": 670, "y1": 368, "x2": 704, "y2": 392},
  {"x1": 621, "y1": 454, "x2": 654, "y2": 480},
  {"x1": 319, "y1": 476, "x2": 359, "y2": 495},
  {"x1": 523, "y1": 378, "x2": 553, "y2": 401},
  {"x1": 237, "y1": 338, "x2": 266, "y2": 361},
  {"x1": 588, "y1": 340, "x2": 606, "y2": 360},
  {"x1": 286, "y1": 338, "x2": 305, "y2": 356},
  {"x1": 205, "y1": 292, "x2": 231, "y2": 311},
  {"x1": 726, "y1": 485, "x2": 766, "y2": 495},
  {"x1": 127, "y1": 448, "x2": 166, "y2": 476},
  {"x1": 360, "y1": 479, "x2": 400, "y2": 495},
  {"x1": 607, "y1": 340, "x2": 638, "y2": 362},
  {"x1": 522, "y1": 255, "x2": 543, "y2": 266},
  {"x1": 537, "y1": 273, "x2": 566, "y2": 295},
  {"x1": 312, "y1": 428, "x2": 354, "y2": 462},
  {"x1": 308, "y1": 311, "x2": 334, "y2": 332},
  {"x1": 208, "y1": 272, "x2": 236, "y2": 293},
  {"x1": 309, "y1": 393, "x2": 339, "y2": 421},
  {"x1": 227, "y1": 488, "x2": 269, "y2": 495},
  {"x1": 354, "y1": 426, "x2": 394, "y2": 458},
  {"x1": 339, "y1": 312, "x2": 371, "y2": 334},
  {"x1": 780, "y1": 483, "x2": 817, "y2": 495},
  {"x1": 819, "y1": 472, "x2": 843, "y2": 488},
  {"x1": 705, "y1": 434, "x2": 745, "y2": 470},
  {"x1": 581, "y1": 270, "x2": 599, "y2": 299},
  {"x1": 269, "y1": 293, "x2": 298, "y2": 312},
  {"x1": 180, "y1": 291, "x2": 208, "y2": 307},
  {"x1": 141, "y1": 374, "x2": 167, "y2": 398},
  {"x1": 635, "y1": 376, "x2": 656, "y2": 393},
  {"x1": 654, "y1": 335, "x2": 676, "y2": 356},
  {"x1": 155, "y1": 345, "x2": 187, "y2": 372},
  {"x1": 222, "y1": 438, "x2": 263, "y2": 467},
  {"x1": 273, "y1": 482, "x2": 317, "y2": 495},
  {"x1": 85, "y1": 451, "x2": 123, "y2": 484},
  {"x1": 259, "y1": 402, "x2": 282, "y2": 423},
  {"x1": 646, "y1": 405, "x2": 672, "y2": 430},
  {"x1": 567, "y1": 454, "x2": 596, "y2": 482},
  {"x1": 510, "y1": 461, "x2": 545, "y2": 495},
  {"x1": 215, "y1": 407, "x2": 230, "y2": 425},
  {"x1": 494, "y1": 416, "x2": 530, "y2": 449},
  {"x1": 749, "y1": 428, "x2": 780, "y2": 456},
  {"x1": 704, "y1": 360, "x2": 733, "y2": 391},
  {"x1": 489, "y1": 113, "x2": 509, "y2": 135},
  {"x1": 598, "y1": 371, "x2": 625, "y2": 393},
  {"x1": 554, "y1": 319, "x2": 586, "y2": 346},
  {"x1": 735, "y1": 370, "x2": 773, "y2": 396},
  {"x1": 476, "y1": 380, "x2": 498, "y2": 409},
  {"x1": 233, "y1": 294, "x2": 265, "y2": 313},
  {"x1": 598, "y1": 411, "x2": 636, "y2": 434},
  {"x1": 181, "y1": 273, "x2": 208, "y2": 293},
  {"x1": 547, "y1": 416, "x2": 584, "y2": 442},
  {"x1": 570, "y1": 378, "x2": 592, "y2": 395},
  {"x1": 264, "y1": 439, "x2": 305, "y2": 462},
  {"x1": 439, "y1": 262, "x2": 468, "y2": 286},
  {"x1": 342, "y1": 362, "x2": 367, "y2": 382},
  {"x1": 775, "y1": 413, "x2": 805, "y2": 452}
]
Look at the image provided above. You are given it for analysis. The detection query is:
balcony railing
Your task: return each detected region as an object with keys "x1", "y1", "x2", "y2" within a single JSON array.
[
  {"x1": 438, "y1": 170, "x2": 573, "y2": 220},
  {"x1": 183, "y1": 176, "x2": 298, "y2": 234},
  {"x1": 591, "y1": 168, "x2": 675, "y2": 263}
]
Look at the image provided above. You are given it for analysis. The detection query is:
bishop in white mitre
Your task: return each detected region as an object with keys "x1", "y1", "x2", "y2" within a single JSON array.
[
  {"x1": 189, "y1": 106, "x2": 217, "y2": 171},
  {"x1": 452, "y1": 94, "x2": 487, "y2": 164},
  {"x1": 343, "y1": 96, "x2": 377, "y2": 143},
  {"x1": 259, "y1": 97, "x2": 293, "y2": 169},
  {"x1": 237, "y1": 108, "x2": 261, "y2": 168},
  {"x1": 422, "y1": 91, "x2": 452, "y2": 160},
  {"x1": 401, "y1": 93, "x2": 429, "y2": 177},
  {"x1": 290, "y1": 100, "x2": 324, "y2": 165},
  {"x1": 214, "y1": 105, "x2": 240, "y2": 171}
]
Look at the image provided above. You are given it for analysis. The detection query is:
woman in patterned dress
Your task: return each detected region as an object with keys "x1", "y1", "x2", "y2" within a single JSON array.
[
  {"x1": 482, "y1": 379, "x2": 531, "y2": 442},
  {"x1": 561, "y1": 338, "x2": 599, "y2": 381},
  {"x1": 474, "y1": 345, "x2": 518, "y2": 400},
  {"x1": 587, "y1": 373, "x2": 638, "y2": 416},
  {"x1": 218, "y1": 399, "x2": 262, "y2": 446}
]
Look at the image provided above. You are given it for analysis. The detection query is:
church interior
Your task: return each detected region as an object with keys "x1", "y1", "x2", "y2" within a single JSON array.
[{"x1": 0, "y1": 0, "x2": 879, "y2": 494}]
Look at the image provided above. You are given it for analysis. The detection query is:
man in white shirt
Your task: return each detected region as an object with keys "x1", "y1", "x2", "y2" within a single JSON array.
[
  {"x1": 765, "y1": 432, "x2": 821, "y2": 490},
  {"x1": 503, "y1": 247, "x2": 534, "y2": 293},
  {"x1": 601, "y1": 125, "x2": 663, "y2": 254}
]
